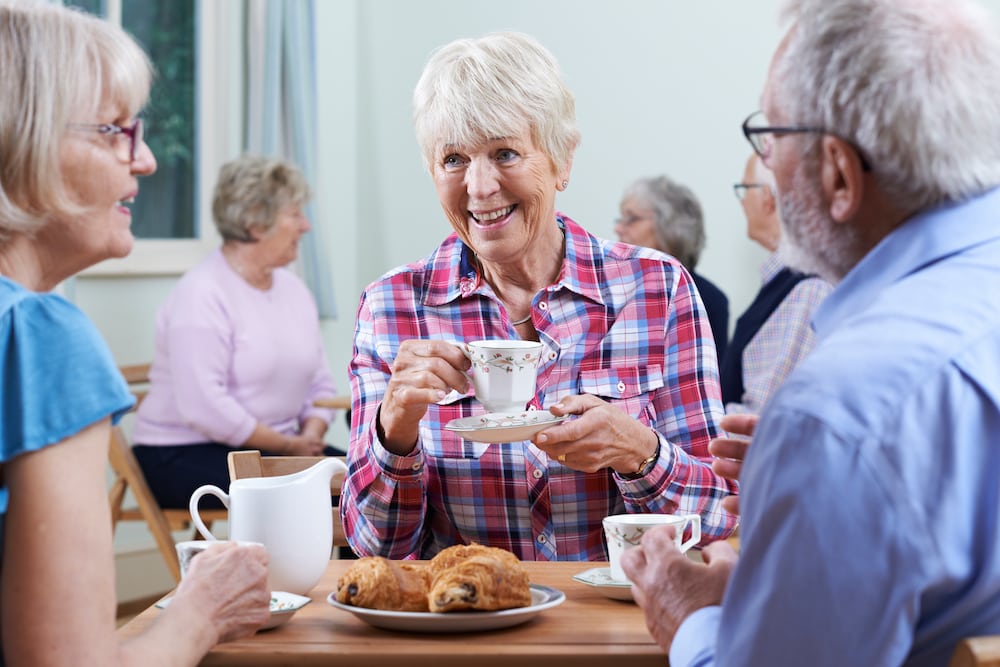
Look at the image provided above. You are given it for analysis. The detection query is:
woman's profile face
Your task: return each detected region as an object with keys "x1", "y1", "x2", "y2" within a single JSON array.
[
  {"x1": 432, "y1": 129, "x2": 564, "y2": 266},
  {"x1": 255, "y1": 203, "x2": 311, "y2": 269},
  {"x1": 615, "y1": 197, "x2": 661, "y2": 252},
  {"x1": 53, "y1": 102, "x2": 156, "y2": 267}
]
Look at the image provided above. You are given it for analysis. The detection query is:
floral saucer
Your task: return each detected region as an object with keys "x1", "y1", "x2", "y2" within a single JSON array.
[{"x1": 444, "y1": 410, "x2": 568, "y2": 443}]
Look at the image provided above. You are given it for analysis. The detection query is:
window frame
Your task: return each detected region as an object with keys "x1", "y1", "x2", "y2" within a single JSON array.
[{"x1": 82, "y1": 0, "x2": 242, "y2": 276}]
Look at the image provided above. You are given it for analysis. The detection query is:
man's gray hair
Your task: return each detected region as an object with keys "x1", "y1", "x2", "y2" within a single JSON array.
[{"x1": 775, "y1": 0, "x2": 1000, "y2": 209}]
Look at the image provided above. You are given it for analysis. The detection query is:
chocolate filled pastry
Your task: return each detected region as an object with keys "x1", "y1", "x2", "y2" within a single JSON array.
[
  {"x1": 334, "y1": 556, "x2": 429, "y2": 611},
  {"x1": 428, "y1": 553, "x2": 532, "y2": 613}
]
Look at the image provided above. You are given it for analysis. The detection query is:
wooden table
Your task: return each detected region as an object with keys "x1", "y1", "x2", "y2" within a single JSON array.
[{"x1": 119, "y1": 560, "x2": 663, "y2": 666}]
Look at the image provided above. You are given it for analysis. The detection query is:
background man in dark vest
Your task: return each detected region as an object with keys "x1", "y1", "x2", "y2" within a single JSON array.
[{"x1": 720, "y1": 153, "x2": 831, "y2": 414}]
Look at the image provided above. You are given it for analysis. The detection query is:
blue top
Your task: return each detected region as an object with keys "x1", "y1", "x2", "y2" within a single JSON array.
[
  {"x1": 0, "y1": 276, "x2": 134, "y2": 523},
  {"x1": 671, "y1": 186, "x2": 1000, "y2": 667}
]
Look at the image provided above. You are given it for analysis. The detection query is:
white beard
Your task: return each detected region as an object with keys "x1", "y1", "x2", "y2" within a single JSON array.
[{"x1": 775, "y1": 159, "x2": 860, "y2": 284}]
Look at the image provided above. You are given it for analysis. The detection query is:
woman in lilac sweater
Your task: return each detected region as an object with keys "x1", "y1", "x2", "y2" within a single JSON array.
[{"x1": 133, "y1": 155, "x2": 342, "y2": 508}]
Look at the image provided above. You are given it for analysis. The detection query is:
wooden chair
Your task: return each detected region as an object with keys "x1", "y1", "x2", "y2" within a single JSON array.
[
  {"x1": 227, "y1": 449, "x2": 350, "y2": 550},
  {"x1": 949, "y1": 636, "x2": 1000, "y2": 667},
  {"x1": 108, "y1": 363, "x2": 227, "y2": 582}
]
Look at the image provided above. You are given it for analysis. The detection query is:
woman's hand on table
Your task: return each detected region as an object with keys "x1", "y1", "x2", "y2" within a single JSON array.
[
  {"x1": 534, "y1": 394, "x2": 660, "y2": 475},
  {"x1": 284, "y1": 433, "x2": 327, "y2": 456},
  {"x1": 621, "y1": 525, "x2": 738, "y2": 653},
  {"x1": 170, "y1": 541, "x2": 271, "y2": 644},
  {"x1": 378, "y1": 339, "x2": 470, "y2": 454},
  {"x1": 709, "y1": 413, "x2": 758, "y2": 516}
]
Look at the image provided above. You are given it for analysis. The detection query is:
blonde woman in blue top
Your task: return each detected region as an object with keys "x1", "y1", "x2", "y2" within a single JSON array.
[{"x1": 0, "y1": 3, "x2": 269, "y2": 664}]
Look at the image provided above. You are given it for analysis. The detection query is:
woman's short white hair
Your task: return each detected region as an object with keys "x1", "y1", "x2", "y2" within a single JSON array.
[
  {"x1": 413, "y1": 31, "x2": 580, "y2": 174},
  {"x1": 212, "y1": 155, "x2": 312, "y2": 243},
  {"x1": 0, "y1": 1, "x2": 152, "y2": 240},
  {"x1": 774, "y1": 0, "x2": 1000, "y2": 210}
]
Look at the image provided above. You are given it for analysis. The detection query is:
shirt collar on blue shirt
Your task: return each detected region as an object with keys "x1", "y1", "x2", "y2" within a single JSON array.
[{"x1": 813, "y1": 185, "x2": 1000, "y2": 339}]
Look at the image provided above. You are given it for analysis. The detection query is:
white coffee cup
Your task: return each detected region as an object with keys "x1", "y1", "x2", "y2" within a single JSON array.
[
  {"x1": 603, "y1": 513, "x2": 702, "y2": 583},
  {"x1": 461, "y1": 339, "x2": 544, "y2": 414},
  {"x1": 175, "y1": 539, "x2": 264, "y2": 579}
]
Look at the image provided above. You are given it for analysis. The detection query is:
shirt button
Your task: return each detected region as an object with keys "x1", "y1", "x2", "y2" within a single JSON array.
[
  {"x1": 536, "y1": 534, "x2": 547, "y2": 544},
  {"x1": 548, "y1": 350, "x2": 557, "y2": 361},
  {"x1": 532, "y1": 469, "x2": 543, "y2": 479},
  {"x1": 538, "y1": 302, "x2": 548, "y2": 311},
  {"x1": 617, "y1": 381, "x2": 626, "y2": 393},
  {"x1": 411, "y1": 462, "x2": 422, "y2": 471}
]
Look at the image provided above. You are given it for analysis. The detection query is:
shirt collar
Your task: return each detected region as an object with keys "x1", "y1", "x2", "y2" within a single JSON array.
[
  {"x1": 423, "y1": 213, "x2": 609, "y2": 308},
  {"x1": 760, "y1": 252, "x2": 785, "y2": 283},
  {"x1": 813, "y1": 186, "x2": 1000, "y2": 338}
]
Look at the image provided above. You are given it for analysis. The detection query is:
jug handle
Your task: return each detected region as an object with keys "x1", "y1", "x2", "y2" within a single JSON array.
[{"x1": 188, "y1": 485, "x2": 230, "y2": 540}]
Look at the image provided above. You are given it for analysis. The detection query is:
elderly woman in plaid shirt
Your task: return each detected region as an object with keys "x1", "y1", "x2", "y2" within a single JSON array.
[{"x1": 341, "y1": 32, "x2": 738, "y2": 561}]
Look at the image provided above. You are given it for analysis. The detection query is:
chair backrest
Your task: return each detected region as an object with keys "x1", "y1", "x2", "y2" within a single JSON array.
[
  {"x1": 227, "y1": 449, "x2": 349, "y2": 549},
  {"x1": 950, "y1": 636, "x2": 1000, "y2": 667},
  {"x1": 108, "y1": 363, "x2": 225, "y2": 582}
]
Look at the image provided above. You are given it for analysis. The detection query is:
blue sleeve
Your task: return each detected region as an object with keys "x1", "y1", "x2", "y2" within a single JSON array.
[
  {"x1": 712, "y1": 408, "x2": 920, "y2": 666},
  {"x1": 0, "y1": 289, "x2": 134, "y2": 462}
]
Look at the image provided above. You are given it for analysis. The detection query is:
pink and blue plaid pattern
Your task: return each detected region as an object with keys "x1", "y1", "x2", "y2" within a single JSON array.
[{"x1": 342, "y1": 215, "x2": 738, "y2": 560}]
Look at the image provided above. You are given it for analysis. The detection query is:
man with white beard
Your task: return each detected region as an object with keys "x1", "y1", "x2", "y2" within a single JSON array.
[{"x1": 621, "y1": 1, "x2": 1000, "y2": 665}]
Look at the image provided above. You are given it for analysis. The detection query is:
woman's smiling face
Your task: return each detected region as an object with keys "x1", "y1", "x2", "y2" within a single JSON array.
[{"x1": 432, "y1": 129, "x2": 565, "y2": 266}]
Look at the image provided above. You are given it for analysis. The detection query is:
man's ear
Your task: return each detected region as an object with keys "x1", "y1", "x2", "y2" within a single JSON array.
[{"x1": 820, "y1": 135, "x2": 865, "y2": 222}]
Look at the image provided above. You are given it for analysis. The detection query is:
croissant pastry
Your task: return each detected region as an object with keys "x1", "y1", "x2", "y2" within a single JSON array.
[
  {"x1": 428, "y1": 553, "x2": 532, "y2": 613},
  {"x1": 334, "y1": 556, "x2": 429, "y2": 612},
  {"x1": 426, "y1": 543, "x2": 522, "y2": 582}
]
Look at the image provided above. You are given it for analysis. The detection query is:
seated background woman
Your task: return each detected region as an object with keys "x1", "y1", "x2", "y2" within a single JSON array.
[
  {"x1": 0, "y1": 3, "x2": 269, "y2": 662},
  {"x1": 133, "y1": 155, "x2": 342, "y2": 509},
  {"x1": 616, "y1": 175, "x2": 730, "y2": 361}
]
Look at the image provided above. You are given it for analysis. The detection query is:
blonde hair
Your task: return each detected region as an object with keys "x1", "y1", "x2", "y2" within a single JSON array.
[
  {"x1": 0, "y1": 1, "x2": 152, "y2": 240},
  {"x1": 212, "y1": 155, "x2": 312, "y2": 243},
  {"x1": 413, "y1": 31, "x2": 580, "y2": 174}
]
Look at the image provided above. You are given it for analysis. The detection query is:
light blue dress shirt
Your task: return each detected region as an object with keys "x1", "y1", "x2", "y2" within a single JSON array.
[{"x1": 671, "y1": 186, "x2": 1000, "y2": 667}]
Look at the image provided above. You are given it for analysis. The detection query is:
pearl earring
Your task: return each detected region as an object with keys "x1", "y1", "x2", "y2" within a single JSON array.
[{"x1": 561, "y1": 180, "x2": 568, "y2": 189}]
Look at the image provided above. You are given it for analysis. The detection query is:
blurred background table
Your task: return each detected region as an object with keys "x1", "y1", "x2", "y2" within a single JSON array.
[
  {"x1": 313, "y1": 396, "x2": 351, "y2": 410},
  {"x1": 118, "y1": 560, "x2": 663, "y2": 666}
]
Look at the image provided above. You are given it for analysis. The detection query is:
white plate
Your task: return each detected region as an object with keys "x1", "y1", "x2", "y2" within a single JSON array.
[
  {"x1": 572, "y1": 567, "x2": 634, "y2": 602},
  {"x1": 156, "y1": 591, "x2": 311, "y2": 630},
  {"x1": 326, "y1": 583, "x2": 565, "y2": 633},
  {"x1": 444, "y1": 411, "x2": 568, "y2": 443}
]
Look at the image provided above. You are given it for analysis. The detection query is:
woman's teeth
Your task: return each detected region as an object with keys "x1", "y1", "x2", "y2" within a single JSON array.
[{"x1": 474, "y1": 205, "x2": 514, "y2": 223}]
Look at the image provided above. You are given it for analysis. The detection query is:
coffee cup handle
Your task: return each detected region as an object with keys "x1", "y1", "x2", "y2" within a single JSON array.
[
  {"x1": 188, "y1": 485, "x2": 229, "y2": 540},
  {"x1": 678, "y1": 515, "x2": 701, "y2": 553}
]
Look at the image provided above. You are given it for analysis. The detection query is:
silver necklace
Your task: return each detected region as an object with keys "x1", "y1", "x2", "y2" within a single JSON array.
[{"x1": 510, "y1": 313, "x2": 532, "y2": 326}]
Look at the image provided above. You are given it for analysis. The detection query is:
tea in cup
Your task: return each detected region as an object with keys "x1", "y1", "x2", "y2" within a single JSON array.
[
  {"x1": 461, "y1": 339, "x2": 544, "y2": 414},
  {"x1": 603, "y1": 513, "x2": 701, "y2": 582}
]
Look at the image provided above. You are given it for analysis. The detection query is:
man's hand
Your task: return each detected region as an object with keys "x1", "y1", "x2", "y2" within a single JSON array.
[
  {"x1": 621, "y1": 526, "x2": 738, "y2": 652},
  {"x1": 709, "y1": 413, "x2": 758, "y2": 516}
]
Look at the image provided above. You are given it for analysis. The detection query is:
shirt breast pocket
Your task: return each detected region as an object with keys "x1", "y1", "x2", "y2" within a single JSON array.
[{"x1": 577, "y1": 365, "x2": 664, "y2": 421}]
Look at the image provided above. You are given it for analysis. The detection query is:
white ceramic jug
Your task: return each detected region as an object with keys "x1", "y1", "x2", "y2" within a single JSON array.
[{"x1": 188, "y1": 457, "x2": 347, "y2": 595}]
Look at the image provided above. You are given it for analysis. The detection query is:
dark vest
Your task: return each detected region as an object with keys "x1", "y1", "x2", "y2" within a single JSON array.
[{"x1": 720, "y1": 268, "x2": 811, "y2": 405}]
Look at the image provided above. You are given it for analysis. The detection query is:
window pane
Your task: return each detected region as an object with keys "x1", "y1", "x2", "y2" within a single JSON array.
[{"x1": 122, "y1": 0, "x2": 197, "y2": 239}]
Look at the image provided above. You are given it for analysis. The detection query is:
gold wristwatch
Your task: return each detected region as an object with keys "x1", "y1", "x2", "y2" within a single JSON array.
[{"x1": 621, "y1": 438, "x2": 661, "y2": 479}]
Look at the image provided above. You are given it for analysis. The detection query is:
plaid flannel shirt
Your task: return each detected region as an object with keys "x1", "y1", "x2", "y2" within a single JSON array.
[{"x1": 342, "y1": 215, "x2": 738, "y2": 560}]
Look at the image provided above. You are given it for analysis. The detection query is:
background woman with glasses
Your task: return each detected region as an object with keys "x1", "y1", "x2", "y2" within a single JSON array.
[{"x1": 0, "y1": 3, "x2": 270, "y2": 663}]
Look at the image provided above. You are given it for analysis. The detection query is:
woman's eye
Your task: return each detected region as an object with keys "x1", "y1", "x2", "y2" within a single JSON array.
[
  {"x1": 495, "y1": 149, "x2": 518, "y2": 162},
  {"x1": 442, "y1": 154, "x2": 465, "y2": 169}
]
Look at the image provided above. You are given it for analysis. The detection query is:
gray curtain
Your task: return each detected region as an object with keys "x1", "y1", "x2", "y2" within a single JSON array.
[{"x1": 245, "y1": 0, "x2": 336, "y2": 318}]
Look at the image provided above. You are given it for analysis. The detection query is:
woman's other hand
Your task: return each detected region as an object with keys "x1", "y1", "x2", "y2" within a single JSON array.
[
  {"x1": 378, "y1": 339, "x2": 470, "y2": 454},
  {"x1": 170, "y1": 541, "x2": 270, "y2": 643},
  {"x1": 534, "y1": 394, "x2": 660, "y2": 476}
]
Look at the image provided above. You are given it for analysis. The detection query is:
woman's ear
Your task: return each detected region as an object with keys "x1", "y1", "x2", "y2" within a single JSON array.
[
  {"x1": 556, "y1": 142, "x2": 577, "y2": 191},
  {"x1": 821, "y1": 135, "x2": 865, "y2": 223}
]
